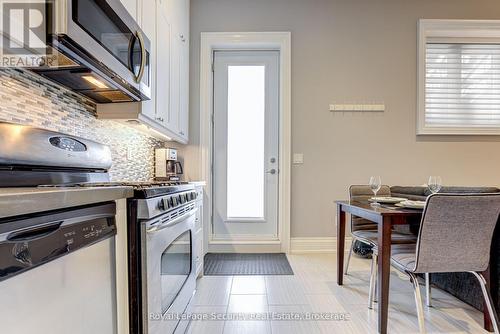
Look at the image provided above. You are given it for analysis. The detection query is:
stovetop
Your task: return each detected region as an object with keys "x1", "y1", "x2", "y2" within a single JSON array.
[{"x1": 38, "y1": 181, "x2": 195, "y2": 199}]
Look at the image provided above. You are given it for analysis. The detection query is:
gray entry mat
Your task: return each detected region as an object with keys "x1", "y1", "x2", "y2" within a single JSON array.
[{"x1": 204, "y1": 253, "x2": 294, "y2": 275}]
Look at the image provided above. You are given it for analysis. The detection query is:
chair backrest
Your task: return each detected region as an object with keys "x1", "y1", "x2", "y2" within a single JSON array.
[
  {"x1": 413, "y1": 194, "x2": 500, "y2": 274},
  {"x1": 349, "y1": 185, "x2": 391, "y2": 231}
]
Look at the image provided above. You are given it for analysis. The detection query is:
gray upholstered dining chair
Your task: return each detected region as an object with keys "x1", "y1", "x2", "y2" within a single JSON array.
[
  {"x1": 350, "y1": 185, "x2": 431, "y2": 309},
  {"x1": 348, "y1": 185, "x2": 421, "y2": 307},
  {"x1": 387, "y1": 194, "x2": 500, "y2": 334},
  {"x1": 347, "y1": 185, "x2": 418, "y2": 273}
]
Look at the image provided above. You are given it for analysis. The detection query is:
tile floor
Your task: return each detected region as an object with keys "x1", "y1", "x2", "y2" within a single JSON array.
[{"x1": 186, "y1": 253, "x2": 488, "y2": 334}]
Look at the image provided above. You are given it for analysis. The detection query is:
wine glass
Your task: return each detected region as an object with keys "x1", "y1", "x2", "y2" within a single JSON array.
[
  {"x1": 428, "y1": 176, "x2": 442, "y2": 194},
  {"x1": 369, "y1": 176, "x2": 382, "y2": 206}
]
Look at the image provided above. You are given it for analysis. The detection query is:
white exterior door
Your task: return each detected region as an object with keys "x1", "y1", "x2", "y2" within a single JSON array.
[{"x1": 212, "y1": 50, "x2": 280, "y2": 241}]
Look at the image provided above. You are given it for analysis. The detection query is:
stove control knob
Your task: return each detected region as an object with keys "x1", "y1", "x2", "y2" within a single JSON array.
[
  {"x1": 160, "y1": 198, "x2": 170, "y2": 210},
  {"x1": 172, "y1": 196, "x2": 178, "y2": 207},
  {"x1": 192, "y1": 191, "x2": 198, "y2": 200}
]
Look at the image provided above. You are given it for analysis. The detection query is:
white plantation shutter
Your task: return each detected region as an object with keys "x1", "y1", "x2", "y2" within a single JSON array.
[{"x1": 425, "y1": 43, "x2": 500, "y2": 130}]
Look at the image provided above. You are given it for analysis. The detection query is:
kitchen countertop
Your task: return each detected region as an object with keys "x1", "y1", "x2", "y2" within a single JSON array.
[{"x1": 0, "y1": 186, "x2": 134, "y2": 219}]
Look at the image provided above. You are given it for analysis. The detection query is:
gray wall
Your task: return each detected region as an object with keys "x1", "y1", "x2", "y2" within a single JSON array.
[{"x1": 187, "y1": 0, "x2": 500, "y2": 238}]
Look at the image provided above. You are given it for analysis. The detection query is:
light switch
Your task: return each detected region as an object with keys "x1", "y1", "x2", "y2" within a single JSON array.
[{"x1": 293, "y1": 153, "x2": 304, "y2": 164}]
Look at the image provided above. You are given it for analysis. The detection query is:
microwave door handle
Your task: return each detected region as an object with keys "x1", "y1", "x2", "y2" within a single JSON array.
[{"x1": 134, "y1": 31, "x2": 146, "y2": 83}]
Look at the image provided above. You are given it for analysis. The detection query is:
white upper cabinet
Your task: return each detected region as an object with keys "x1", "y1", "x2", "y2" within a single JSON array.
[
  {"x1": 98, "y1": 0, "x2": 190, "y2": 143},
  {"x1": 178, "y1": 0, "x2": 190, "y2": 140},
  {"x1": 162, "y1": 0, "x2": 190, "y2": 142},
  {"x1": 156, "y1": 1, "x2": 174, "y2": 129},
  {"x1": 138, "y1": 0, "x2": 156, "y2": 121}
]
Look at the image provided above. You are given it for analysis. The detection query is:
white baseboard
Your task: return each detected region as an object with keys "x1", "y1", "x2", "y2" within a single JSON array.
[{"x1": 290, "y1": 237, "x2": 352, "y2": 254}]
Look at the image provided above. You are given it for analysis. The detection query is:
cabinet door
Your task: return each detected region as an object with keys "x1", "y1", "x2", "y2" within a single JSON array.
[
  {"x1": 153, "y1": 0, "x2": 189, "y2": 142},
  {"x1": 166, "y1": 0, "x2": 189, "y2": 141},
  {"x1": 169, "y1": 24, "x2": 181, "y2": 134},
  {"x1": 195, "y1": 202, "x2": 203, "y2": 233},
  {"x1": 155, "y1": 1, "x2": 173, "y2": 128},
  {"x1": 195, "y1": 230, "x2": 203, "y2": 277},
  {"x1": 139, "y1": 0, "x2": 156, "y2": 120},
  {"x1": 179, "y1": 22, "x2": 189, "y2": 141}
]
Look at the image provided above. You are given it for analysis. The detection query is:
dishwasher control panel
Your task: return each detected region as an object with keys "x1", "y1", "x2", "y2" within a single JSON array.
[{"x1": 0, "y1": 202, "x2": 116, "y2": 282}]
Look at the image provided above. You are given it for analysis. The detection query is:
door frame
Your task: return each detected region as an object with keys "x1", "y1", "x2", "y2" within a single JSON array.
[{"x1": 199, "y1": 32, "x2": 291, "y2": 253}]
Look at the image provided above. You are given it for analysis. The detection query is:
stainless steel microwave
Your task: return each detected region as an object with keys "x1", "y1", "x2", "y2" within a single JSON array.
[{"x1": 31, "y1": 0, "x2": 151, "y2": 103}]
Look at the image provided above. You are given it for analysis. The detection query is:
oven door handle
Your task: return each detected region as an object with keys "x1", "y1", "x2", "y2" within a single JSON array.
[{"x1": 146, "y1": 208, "x2": 196, "y2": 234}]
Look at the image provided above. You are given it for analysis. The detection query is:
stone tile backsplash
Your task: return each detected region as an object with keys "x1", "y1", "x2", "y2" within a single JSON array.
[{"x1": 0, "y1": 68, "x2": 165, "y2": 181}]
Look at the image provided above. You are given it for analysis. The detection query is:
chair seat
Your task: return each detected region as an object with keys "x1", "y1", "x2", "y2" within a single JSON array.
[
  {"x1": 352, "y1": 230, "x2": 418, "y2": 247},
  {"x1": 389, "y1": 244, "x2": 417, "y2": 273},
  {"x1": 371, "y1": 244, "x2": 417, "y2": 272}
]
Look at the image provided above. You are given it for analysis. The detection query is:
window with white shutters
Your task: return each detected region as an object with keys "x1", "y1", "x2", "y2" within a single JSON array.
[{"x1": 418, "y1": 20, "x2": 500, "y2": 135}]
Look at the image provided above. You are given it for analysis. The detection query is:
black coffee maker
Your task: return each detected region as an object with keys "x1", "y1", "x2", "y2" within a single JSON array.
[{"x1": 155, "y1": 148, "x2": 184, "y2": 181}]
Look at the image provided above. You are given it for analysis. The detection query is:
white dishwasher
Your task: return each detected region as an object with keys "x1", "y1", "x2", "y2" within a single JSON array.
[{"x1": 0, "y1": 202, "x2": 117, "y2": 334}]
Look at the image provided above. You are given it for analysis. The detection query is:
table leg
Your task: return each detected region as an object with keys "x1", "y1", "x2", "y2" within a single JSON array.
[
  {"x1": 337, "y1": 204, "x2": 346, "y2": 286},
  {"x1": 483, "y1": 267, "x2": 494, "y2": 332},
  {"x1": 378, "y1": 216, "x2": 392, "y2": 334}
]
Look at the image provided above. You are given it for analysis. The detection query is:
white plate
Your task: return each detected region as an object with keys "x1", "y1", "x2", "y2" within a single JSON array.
[
  {"x1": 369, "y1": 197, "x2": 408, "y2": 204},
  {"x1": 395, "y1": 201, "x2": 426, "y2": 209}
]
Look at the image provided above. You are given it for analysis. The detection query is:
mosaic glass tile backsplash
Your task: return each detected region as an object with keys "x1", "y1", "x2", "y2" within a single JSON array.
[{"x1": 0, "y1": 68, "x2": 165, "y2": 181}]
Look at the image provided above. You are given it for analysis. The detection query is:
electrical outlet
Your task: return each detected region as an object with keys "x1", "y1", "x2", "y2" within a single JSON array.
[{"x1": 127, "y1": 147, "x2": 134, "y2": 161}]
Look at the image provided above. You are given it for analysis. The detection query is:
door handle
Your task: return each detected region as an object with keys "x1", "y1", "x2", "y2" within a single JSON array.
[
  {"x1": 7, "y1": 221, "x2": 63, "y2": 242},
  {"x1": 266, "y1": 169, "x2": 277, "y2": 175}
]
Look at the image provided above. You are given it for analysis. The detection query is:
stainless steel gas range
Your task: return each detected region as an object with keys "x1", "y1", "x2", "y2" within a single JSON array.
[{"x1": 124, "y1": 182, "x2": 198, "y2": 334}]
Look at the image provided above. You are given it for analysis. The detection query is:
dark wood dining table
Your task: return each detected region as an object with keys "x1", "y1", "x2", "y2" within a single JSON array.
[
  {"x1": 336, "y1": 200, "x2": 496, "y2": 334},
  {"x1": 335, "y1": 200, "x2": 424, "y2": 334}
]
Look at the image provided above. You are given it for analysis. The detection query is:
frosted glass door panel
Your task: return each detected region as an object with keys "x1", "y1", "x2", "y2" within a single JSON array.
[{"x1": 226, "y1": 66, "x2": 265, "y2": 219}]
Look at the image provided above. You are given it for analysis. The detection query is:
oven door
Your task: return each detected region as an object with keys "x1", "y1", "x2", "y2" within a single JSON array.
[
  {"x1": 56, "y1": 0, "x2": 151, "y2": 99},
  {"x1": 142, "y1": 207, "x2": 196, "y2": 334}
]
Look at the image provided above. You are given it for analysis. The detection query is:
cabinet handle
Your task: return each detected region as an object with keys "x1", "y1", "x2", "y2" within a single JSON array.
[
  {"x1": 156, "y1": 117, "x2": 164, "y2": 122},
  {"x1": 179, "y1": 131, "x2": 184, "y2": 135}
]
